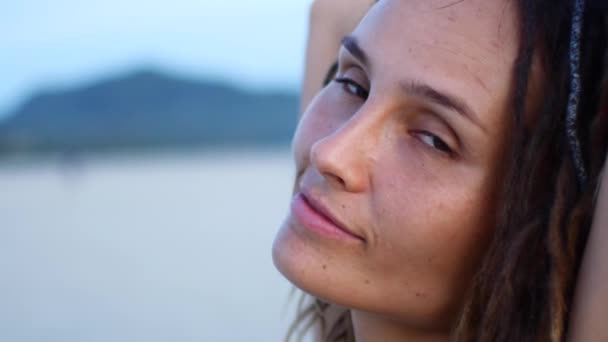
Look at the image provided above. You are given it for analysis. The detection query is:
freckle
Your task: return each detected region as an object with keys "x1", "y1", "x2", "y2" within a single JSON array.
[
  {"x1": 365, "y1": 279, "x2": 370, "y2": 285},
  {"x1": 322, "y1": 264, "x2": 327, "y2": 270},
  {"x1": 341, "y1": 204, "x2": 346, "y2": 209}
]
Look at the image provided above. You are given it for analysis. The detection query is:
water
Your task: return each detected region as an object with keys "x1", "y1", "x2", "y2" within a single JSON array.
[{"x1": 0, "y1": 149, "x2": 300, "y2": 342}]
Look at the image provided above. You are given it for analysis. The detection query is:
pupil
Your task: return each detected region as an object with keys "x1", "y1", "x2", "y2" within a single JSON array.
[{"x1": 434, "y1": 138, "x2": 449, "y2": 152}]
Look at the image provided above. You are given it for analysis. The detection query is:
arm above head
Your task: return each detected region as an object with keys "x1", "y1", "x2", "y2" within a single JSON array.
[
  {"x1": 300, "y1": 0, "x2": 375, "y2": 114},
  {"x1": 568, "y1": 155, "x2": 608, "y2": 342}
]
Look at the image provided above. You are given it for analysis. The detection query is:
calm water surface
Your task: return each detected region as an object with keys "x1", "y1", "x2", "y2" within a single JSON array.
[{"x1": 0, "y1": 149, "x2": 300, "y2": 342}]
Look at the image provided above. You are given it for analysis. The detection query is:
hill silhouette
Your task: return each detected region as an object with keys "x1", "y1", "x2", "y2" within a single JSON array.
[{"x1": 0, "y1": 69, "x2": 298, "y2": 156}]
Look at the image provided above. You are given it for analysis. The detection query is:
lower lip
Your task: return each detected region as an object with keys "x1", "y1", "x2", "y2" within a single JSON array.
[{"x1": 290, "y1": 193, "x2": 364, "y2": 242}]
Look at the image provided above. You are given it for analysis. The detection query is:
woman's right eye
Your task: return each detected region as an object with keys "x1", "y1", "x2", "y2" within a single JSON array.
[{"x1": 334, "y1": 77, "x2": 369, "y2": 99}]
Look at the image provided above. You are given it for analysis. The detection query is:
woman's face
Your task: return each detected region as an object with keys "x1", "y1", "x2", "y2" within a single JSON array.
[{"x1": 273, "y1": 0, "x2": 521, "y2": 330}]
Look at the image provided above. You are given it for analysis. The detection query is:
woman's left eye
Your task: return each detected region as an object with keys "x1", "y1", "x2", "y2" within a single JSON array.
[
  {"x1": 415, "y1": 131, "x2": 453, "y2": 155},
  {"x1": 334, "y1": 77, "x2": 369, "y2": 99}
]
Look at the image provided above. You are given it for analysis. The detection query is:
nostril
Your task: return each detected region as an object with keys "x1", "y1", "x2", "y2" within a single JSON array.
[
  {"x1": 324, "y1": 172, "x2": 347, "y2": 190},
  {"x1": 309, "y1": 131, "x2": 369, "y2": 193}
]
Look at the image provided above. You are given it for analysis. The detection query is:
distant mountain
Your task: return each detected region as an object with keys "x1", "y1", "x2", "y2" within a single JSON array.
[{"x1": 0, "y1": 69, "x2": 298, "y2": 156}]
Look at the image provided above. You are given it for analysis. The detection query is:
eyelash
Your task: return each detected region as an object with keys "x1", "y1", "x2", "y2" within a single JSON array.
[
  {"x1": 334, "y1": 77, "x2": 369, "y2": 99},
  {"x1": 411, "y1": 131, "x2": 454, "y2": 156},
  {"x1": 334, "y1": 77, "x2": 454, "y2": 157}
]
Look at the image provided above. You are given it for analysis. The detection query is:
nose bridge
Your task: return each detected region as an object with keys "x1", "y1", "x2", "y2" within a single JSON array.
[
  {"x1": 310, "y1": 104, "x2": 382, "y2": 192},
  {"x1": 325, "y1": 108, "x2": 379, "y2": 155}
]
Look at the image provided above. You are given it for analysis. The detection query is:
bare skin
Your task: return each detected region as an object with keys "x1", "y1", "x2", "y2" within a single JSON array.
[
  {"x1": 300, "y1": 0, "x2": 375, "y2": 114},
  {"x1": 568, "y1": 157, "x2": 608, "y2": 342},
  {"x1": 275, "y1": 0, "x2": 521, "y2": 340},
  {"x1": 299, "y1": 1, "x2": 375, "y2": 333},
  {"x1": 298, "y1": 1, "x2": 608, "y2": 341}
]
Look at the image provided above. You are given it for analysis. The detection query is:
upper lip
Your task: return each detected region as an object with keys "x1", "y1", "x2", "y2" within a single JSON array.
[{"x1": 299, "y1": 189, "x2": 366, "y2": 242}]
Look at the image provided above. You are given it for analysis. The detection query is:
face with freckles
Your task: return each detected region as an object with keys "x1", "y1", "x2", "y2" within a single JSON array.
[{"x1": 273, "y1": 0, "x2": 521, "y2": 331}]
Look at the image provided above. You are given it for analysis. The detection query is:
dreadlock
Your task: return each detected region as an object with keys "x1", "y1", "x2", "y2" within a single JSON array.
[
  {"x1": 567, "y1": 0, "x2": 589, "y2": 187},
  {"x1": 456, "y1": 0, "x2": 608, "y2": 340}
]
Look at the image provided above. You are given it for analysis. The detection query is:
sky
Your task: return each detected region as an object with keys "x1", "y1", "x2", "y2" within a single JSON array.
[{"x1": 0, "y1": 0, "x2": 310, "y2": 118}]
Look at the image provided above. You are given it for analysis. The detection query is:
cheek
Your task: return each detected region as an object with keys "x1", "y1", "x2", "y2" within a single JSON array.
[{"x1": 365, "y1": 153, "x2": 496, "y2": 319}]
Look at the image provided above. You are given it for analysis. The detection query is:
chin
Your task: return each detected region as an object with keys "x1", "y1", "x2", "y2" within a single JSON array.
[
  {"x1": 272, "y1": 218, "x2": 324, "y2": 294},
  {"x1": 273, "y1": 218, "x2": 459, "y2": 329},
  {"x1": 272, "y1": 216, "x2": 375, "y2": 311}
]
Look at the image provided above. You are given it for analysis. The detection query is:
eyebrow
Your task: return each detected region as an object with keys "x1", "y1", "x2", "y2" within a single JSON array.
[
  {"x1": 341, "y1": 36, "x2": 369, "y2": 67},
  {"x1": 341, "y1": 35, "x2": 486, "y2": 133},
  {"x1": 401, "y1": 81, "x2": 485, "y2": 132}
]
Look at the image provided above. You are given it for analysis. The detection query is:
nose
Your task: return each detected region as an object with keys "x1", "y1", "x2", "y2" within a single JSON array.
[{"x1": 310, "y1": 117, "x2": 373, "y2": 193}]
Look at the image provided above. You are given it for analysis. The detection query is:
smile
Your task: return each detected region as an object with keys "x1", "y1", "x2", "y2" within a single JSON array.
[{"x1": 290, "y1": 192, "x2": 366, "y2": 243}]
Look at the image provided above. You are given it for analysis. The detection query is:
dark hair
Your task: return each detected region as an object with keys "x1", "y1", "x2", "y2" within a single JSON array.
[
  {"x1": 456, "y1": 0, "x2": 607, "y2": 340},
  {"x1": 289, "y1": 0, "x2": 608, "y2": 341}
]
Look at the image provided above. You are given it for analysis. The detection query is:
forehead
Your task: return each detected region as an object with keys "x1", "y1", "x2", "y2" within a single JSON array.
[{"x1": 351, "y1": 0, "x2": 520, "y2": 117}]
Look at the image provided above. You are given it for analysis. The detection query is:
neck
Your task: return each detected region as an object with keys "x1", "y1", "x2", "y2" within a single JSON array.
[{"x1": 351, "y1": 310, "x2": 450, "y2": 342}]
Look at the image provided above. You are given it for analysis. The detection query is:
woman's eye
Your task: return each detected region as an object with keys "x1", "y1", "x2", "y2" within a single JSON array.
[
  {"x1": 416, "y1": 131, "x2": 453, "y2": 155},
  {"x1": 334, "y1": 77, "x2": 369, "y2": 99}
]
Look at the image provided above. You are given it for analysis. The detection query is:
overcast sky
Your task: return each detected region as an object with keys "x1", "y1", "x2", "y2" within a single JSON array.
[{"x1": 0, "y1": 0, "x2": 310, "y2": 117}]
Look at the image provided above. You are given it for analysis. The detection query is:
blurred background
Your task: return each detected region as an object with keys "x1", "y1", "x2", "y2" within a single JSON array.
[{"x1": 1, "y1": 1, "x2": 308, "y2": 341}]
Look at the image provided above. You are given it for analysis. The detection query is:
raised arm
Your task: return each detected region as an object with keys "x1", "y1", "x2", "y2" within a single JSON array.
[
  {"x1": 568, "y1": 155, "x2": 608, "y2": 341},
  {"x1": 300, "y1": 0, "x2": 375, "y2": 114}
]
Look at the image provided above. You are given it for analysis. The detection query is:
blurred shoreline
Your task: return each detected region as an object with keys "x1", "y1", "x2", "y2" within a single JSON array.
[{"x1": 0, "y1": 144, "x2": 292, "y2": 167}]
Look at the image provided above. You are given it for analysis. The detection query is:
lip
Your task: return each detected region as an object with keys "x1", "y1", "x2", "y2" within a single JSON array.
[{"x1": 290, "y1": 191, "x2": 365, "y2": 243}]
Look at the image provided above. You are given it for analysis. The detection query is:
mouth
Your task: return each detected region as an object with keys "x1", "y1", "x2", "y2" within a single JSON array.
[{"x1": 290, "y1": 191, "x2": 366, "y2": 243}]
